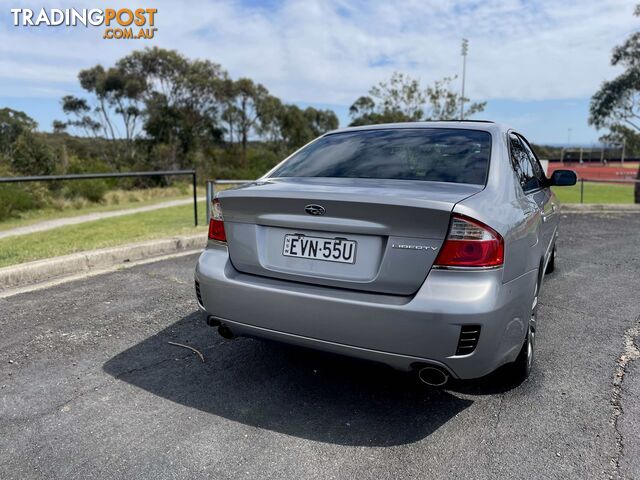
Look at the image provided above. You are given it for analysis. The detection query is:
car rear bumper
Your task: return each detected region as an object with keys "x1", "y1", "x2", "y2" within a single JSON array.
[{"x1": 195, "y1": 243, "x2": 538, "y2": 379}]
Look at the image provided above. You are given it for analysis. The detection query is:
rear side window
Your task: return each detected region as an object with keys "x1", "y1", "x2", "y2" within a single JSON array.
[
  {"x1": 269, "y1": 128, "x2": 492, "y2": 185},
  {"x1": 518, "y1": 134, "x2": 547, "y2": 186},
  {"x1": 509, "y1": 133, "x2": 541, "y2": 192}
]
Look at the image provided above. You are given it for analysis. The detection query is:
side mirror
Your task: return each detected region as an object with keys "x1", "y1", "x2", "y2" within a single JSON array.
[{"x1": 549, "y1": 169, "x2": 577, "y2": 187}]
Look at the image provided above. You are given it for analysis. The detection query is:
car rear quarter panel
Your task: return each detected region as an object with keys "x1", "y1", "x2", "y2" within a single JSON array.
[{"x1": 454, "y1": 129, "x2": 543, "y2": 284}]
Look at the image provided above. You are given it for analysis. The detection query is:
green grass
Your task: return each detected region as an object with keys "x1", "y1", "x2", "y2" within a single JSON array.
[
  {"x1": 0, "y1": 186, "x2": 204, "y2": 232},
  {"x1": 553, "y1": 182, "x2": 635, "y2": 204},
  {"x1": 0, "y1": 202, "x2": 207, "y2": 268}
]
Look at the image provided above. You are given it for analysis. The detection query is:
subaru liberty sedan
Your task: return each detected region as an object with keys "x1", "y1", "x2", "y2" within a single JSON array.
[{"x1": 195, "y1": 121, "x2": 576, "y2": 385}]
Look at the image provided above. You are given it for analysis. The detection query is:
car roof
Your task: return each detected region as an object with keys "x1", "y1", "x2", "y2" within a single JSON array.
[{"x1": 326, "y1": 120, "x2": 510, "y2": 136}]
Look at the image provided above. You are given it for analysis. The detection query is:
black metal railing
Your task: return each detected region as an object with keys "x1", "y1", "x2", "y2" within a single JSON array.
[
  {"x1": 0, "y1": 170, "x2": 199, "y2": 226},
  {"x1": 577, "y1": 177, "x2": 640, "y2": 204}
]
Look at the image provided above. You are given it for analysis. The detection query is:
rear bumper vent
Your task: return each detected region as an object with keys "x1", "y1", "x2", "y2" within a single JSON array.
[
  {"x1": 456, "y1": 325, "x2": 481, "y2": 355},
  {"x1": 195, "y1": 280, "x2": 204, "y2": 308}
]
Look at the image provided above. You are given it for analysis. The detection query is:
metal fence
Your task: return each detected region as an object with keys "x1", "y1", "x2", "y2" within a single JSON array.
[
  {"x1": 0, "y1": 170, "x2": 200, "y2": 226},
  {"x1": 578, "y1": 177, "x2": 639, "y2": 204}
]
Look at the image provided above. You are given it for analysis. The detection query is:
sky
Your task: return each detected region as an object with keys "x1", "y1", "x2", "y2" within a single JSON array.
[{"x1": 0, "y1": 0, "x2": 638, "y2": 146}]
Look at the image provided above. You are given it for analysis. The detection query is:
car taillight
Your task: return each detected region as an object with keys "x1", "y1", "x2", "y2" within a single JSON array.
[
  {"x1": 208, "y1": 198, "x2": 226, "y2": 242},
  {"x1": 434, "y1": 214, "x2": 504, "y2": 268}
]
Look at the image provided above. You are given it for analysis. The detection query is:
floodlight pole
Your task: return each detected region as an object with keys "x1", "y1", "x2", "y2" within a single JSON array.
[{"x1": 460, "y1": 38, "x2": 468, "y2": 120}]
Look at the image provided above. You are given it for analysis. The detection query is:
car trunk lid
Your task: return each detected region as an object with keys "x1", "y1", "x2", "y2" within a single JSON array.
[{"x1": 218, "y1": 177, "x2": 482, "y2": 295}]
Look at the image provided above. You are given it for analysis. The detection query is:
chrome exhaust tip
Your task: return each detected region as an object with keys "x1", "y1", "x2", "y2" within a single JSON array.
[
  {"x1": 417, "y1": 366, "x2": 449, "y2": 387},
  {"x1": 217, "y1": 324, "x2": 235, "y2": 339}
]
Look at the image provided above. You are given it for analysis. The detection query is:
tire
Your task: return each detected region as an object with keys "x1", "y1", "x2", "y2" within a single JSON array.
[
  {"x1": 507, "y1": 282, "x2": 537, "y2": 384},
  {"x1": 545, "y1": 245, "x2": 556, "y2": 274}
]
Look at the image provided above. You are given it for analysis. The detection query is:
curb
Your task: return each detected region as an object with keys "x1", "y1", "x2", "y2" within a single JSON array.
[
  {"x1": 561, "y1": 204, "x2": 640, "y2": 213},
  {"x1": 0, "y1": 234, "x2": 206, "y2": 290}
]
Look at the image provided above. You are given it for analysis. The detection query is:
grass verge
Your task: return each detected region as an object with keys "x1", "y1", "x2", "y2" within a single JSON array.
[
  {"x1": 0, "y1": 186, "x2": 204, "y2": 232},
  {"x1": 0, "y1": 202, "x2": 207, "y2": 268},
  {"x1": 553, "y1": 182, "x2": 635, "y2": 204}
]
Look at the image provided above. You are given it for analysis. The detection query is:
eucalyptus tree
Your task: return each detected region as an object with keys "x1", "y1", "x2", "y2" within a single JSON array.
[
  {"x1": 349, "y1": 72, "x2": 485, "y2": 126},
  {"x1": 589, "y1": 4, "x2": 640, "y2": 202},
  {"x1": 590, "y1": 5, "x2": 640, "y2": 133}
]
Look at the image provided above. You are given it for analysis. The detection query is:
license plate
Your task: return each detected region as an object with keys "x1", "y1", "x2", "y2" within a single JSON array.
[{"x1": 282, "y1": 234, "x2": 357, "y2": 264}]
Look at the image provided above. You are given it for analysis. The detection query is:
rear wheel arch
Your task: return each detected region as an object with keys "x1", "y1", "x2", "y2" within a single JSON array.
[{"x1": 505, "y1": 265, "x2": 540, "y2": 384}]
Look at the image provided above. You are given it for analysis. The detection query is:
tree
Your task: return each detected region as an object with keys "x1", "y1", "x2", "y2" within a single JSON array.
[
  {"x1": 59, "y1": 47, "x2": 227, "y2": 169},
  {"x1": 349, "y1": 72, "x2": 486, "y2": 126},
  {"x1": 274, "y1": 105, "x2": 309, "y2": 150},
  {"x1": 425, "y1": 76, "x2": 486, "y2": 121},
  {"x1": 590, "y1": 5, "x2": 640, "y2": 130},
  {"x1": 52, "y1": 47, "x2": 340, "y2": 174},
  {"x1": 0, "y1": 108, "x2": 37, "y2": 157},
  {"x1": 61, "y1": 96, "x2": 102, "y2": 138},
  {"x1": 219, "y1": 76, "x2": 242, "y2": 145},
  {"x1": 598, "y1": 125, "x2": 640, "y2": 157},
  {"x1": 349, "y1": 73, "x2": 424, "y2": 125},
  {"x1": 368, "y1": 72, "x2": 425, "y2": 121},
  {"x1": 254, "y1": 95, "x2": 285, "y2": 145},
  {"x1": 11, "y1": 132, "x2": 56, "y2": 176},
  {"x1": 256, "y1": 102, "x2": 339, "y2": 152},
  {"x1": 60, "y1": 65, "x2": 145, "y2": 163},
  {"x1": 120, "y1": 48, "x2": 225, "y2": 166},
  {"x1": 0, "y1": 109, "x2": 56, "y2": 178},
  {"x1": 232, "y1": 78, "x2": 270, "y2": 160},
  {"x1": 303, "y1": 107, "x2": 339, "y2": 137},
  {"x1": 589, "y1": 4, "x2": 640, "y2": 202}
]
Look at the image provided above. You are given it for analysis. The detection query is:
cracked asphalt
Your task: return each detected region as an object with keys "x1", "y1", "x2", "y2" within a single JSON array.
[{"x1": 1, "y1": 212, "x2": 639, "y2": 479}]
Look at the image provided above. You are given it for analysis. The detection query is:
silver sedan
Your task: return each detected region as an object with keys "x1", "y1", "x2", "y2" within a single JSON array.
[{"x1": 195, "y1": 121, "x2": 576, "y2": 386}]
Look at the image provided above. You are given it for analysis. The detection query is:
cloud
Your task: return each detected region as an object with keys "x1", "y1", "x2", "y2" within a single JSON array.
[{"x1": 0, "y1": 0, "x2": 637, "y2": 108}]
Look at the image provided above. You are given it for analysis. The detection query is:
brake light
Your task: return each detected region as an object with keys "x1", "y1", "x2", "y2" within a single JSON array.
[
  {"x1": 434, "y1": 214, "x2": 504, "y2": 268},
  {"x1": 208, "y1": 198, "x2": 226, "y2": 242}
]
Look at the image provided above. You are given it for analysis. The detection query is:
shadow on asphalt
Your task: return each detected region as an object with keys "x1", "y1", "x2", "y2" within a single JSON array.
[{"x1": 102, "y1": 312, "x2": 518, "y2": 447}]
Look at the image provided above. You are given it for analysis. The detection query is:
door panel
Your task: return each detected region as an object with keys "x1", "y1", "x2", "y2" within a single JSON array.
[{"x1": 517, "y1": 133, "x2": 556, "y2": 256}]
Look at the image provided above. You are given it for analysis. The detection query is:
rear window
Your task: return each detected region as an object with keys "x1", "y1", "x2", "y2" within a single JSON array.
[{"x1": 269, "y1": 128, "x2": 492, "y2": 185}]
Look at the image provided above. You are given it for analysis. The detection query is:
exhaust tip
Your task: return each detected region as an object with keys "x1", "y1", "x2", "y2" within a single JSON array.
[
  {"x1": 217, "y1": 324, "x2": 235, "y2": 339},
  {"x1": 417, "y1": 366, "x2": 449, "y2": 387},
  {"x1": 206, "y1": 316, "x2": 221, "y2": 327}
]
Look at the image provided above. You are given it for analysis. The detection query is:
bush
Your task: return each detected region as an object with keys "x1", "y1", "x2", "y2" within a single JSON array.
[
  {"x1": 60, "y1": 155, "x2": 110, "y2": 202},
  {"x1": 11, "y1": 132, "x2": 57, "y2": 176},
  {"x1": 0, "y1": 165, "x2": 49, "y2": 220},
  {"x1": 0, "y1": 184, "x2": 46, "y2": 221},
  {"x1": 203, "y1": 145, "x2": 282, "y2": 181},
  {"x1": 63, "y1": 179, "x2": 109, "y2": 203}
]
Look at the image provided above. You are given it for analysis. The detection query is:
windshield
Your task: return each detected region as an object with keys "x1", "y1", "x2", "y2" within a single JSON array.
[{"x1": 269, "y1": 128, "x2": 492, "y2": 185}]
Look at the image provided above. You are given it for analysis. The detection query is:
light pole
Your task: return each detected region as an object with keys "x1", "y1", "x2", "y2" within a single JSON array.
[{"x1": 460, "y1": 38, "x2": 469, "y2": 120}]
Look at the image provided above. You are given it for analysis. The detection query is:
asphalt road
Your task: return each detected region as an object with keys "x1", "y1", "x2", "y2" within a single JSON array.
[{"x1": 1, "y1": 212, "x2": 639, "y2": 479}]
